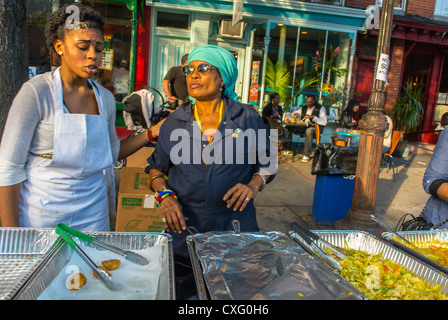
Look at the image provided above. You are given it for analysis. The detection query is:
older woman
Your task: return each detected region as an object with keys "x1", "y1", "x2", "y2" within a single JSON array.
[
  {"x1": 0, "y1": 4, "x2": 161, "y2": 230},
  {"x1": 148, "y1": 45, "x2": 276, "y2": 257}
]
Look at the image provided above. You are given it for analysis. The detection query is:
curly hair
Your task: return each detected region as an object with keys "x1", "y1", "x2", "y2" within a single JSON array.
[{"x1": 44, "y1": 3, "x2": 104, "y2": 54}]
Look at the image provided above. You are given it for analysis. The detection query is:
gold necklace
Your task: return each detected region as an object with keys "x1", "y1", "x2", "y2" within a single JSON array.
[{"x1": 194, "y1": 100, "x2": 224, "y2": 144}]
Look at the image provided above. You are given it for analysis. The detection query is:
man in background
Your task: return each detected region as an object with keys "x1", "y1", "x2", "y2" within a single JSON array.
[
  {"x1": 292, "y1": 95, "x2": 327, "y2": 163},
  {"x1": 112, "y1": 60, "x2": 129, "y2": 102},
  {"x1": 163, "y1": 53, "x2": 189, "y2": 107}
]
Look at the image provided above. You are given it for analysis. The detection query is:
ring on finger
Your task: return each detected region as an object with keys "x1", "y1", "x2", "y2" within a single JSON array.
[
  {"x1": 245, "y1": 197, "x2": 250, "y2": 203},
  {"x1": 161, "y1": 217, "x2": 167, "y2": 223}
]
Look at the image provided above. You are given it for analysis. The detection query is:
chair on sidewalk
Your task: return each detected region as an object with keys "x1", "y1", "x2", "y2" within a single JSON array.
[
  {"x1": 268, "y1": 118, "x2": 294, "y2": 160},
  {"x1": 381, "y1": 130, "x2": 402, "y2": 181},
  {"x1": 314, "y1": 123, "x2": 321, "y2": 146}
]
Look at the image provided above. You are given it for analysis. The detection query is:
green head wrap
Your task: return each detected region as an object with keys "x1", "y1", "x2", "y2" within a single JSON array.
[{"x1": 187, "y1": 45, "x2": 239, "y2": 102}]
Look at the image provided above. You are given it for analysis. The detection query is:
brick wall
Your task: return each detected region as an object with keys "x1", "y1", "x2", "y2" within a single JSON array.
[
  {"x1": 406, "y1": 0, "x2": 436, "y2": 17},
  {"x1": 345, "y1": 0, "x2": 372, "y2": 9},
  {"x1": 345, "y1": 0, "x2": 436, "y2": 17},
  {"x1": 385, "y1": 39, "x2": 405, "y2": 114}
]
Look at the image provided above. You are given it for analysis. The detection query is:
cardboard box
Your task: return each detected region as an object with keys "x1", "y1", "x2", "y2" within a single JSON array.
[
  {"x1": 115, "y1": 167, "x2": 164, "y2": 232},
  {"x1": 125, "y1": 146, "x2": 154, "y2": 168}
]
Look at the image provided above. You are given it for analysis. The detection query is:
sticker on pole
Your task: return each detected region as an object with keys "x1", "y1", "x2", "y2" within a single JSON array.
[{"x1": 376, "y1": 53, "x2": 389, "y2": 83}]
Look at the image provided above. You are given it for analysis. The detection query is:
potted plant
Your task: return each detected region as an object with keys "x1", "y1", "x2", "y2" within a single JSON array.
[
  {"x1": 264, "y1": 57, "x2": 291, "y2": 106},
  {"x1": 264, "y1": 57, "x2": 318, "y2": 112},
  {"x1": 391, "y1": 81, "x2": 424, "y2": 157},
  {"x1": 311, "y1": 44, "x2": 348, "y2": 90},
  {"x1": 392, "y1": 81, "x2": 424, "y2": 133}
]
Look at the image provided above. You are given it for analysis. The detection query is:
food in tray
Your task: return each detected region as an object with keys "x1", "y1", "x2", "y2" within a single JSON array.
[
  {"x1": 395, "y1": 238, "x2": 448, "y2": 267},
  {"x1": 67, "y1": 273, "x2": 87, "y2": 291},
  {"x1": 102, "y1": 259, "x2": 121, "y2": 270},
  {"x1": 333, "y1": 249, "x2": 447, "y2": 300}
]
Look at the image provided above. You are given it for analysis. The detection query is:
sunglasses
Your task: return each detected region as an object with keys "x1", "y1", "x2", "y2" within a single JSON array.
[{"x1": 183, "y1": 63, "x2": 218, "y2": 76}]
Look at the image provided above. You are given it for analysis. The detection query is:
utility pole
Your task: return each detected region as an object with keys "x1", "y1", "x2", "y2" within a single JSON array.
[{"x1": 336, "y1": 0, "x2": 395, "y2": 232}]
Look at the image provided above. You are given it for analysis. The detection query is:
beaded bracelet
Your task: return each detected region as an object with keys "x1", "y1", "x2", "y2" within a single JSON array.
[{"x1": 155, "y1": 186, "x2": 178, "y2": 207}]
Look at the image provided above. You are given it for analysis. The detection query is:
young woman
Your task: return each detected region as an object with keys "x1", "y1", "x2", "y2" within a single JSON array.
[
  {"x1": 262, "y1": 92, "x2": 282, "y2": 125},
  {"x1": 339, "y1": 99, "x2": 360, "y2": 129},
  {"x1": 0, "y1": 4, "x2": 161, "y2": 230}
]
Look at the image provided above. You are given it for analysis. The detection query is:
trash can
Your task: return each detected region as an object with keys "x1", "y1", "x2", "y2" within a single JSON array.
[{"x1": 312, "y1": 175, "x2": 355, "y2": 225}]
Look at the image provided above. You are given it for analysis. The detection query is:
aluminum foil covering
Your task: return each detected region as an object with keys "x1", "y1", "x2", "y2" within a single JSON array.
[
  {"x1": 291, "y1": 230, "x2": 448, "y2": 297},
  {"x1": 187, "y1": 231, "x2": 364, "y2": 300},
  {"x1": 14, "y1": 232, "x2": 174, "y2": 300},
  {"x1": 0, "y1": 228, "x2": 60, "y2": 300},
  {"x1": 382, "y1": 230, "x2": 448, "y2": 275}
]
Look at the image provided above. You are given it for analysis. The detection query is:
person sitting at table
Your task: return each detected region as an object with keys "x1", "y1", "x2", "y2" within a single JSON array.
[
  {"x1": 435, "y1": 112, "x2": 448, "y2": 135},
  {"x1": 339, "y1": 99, "x2": 359, "y2": 129},
  {"x1": 383, "y1": 114, "x2": 393, "y2": 153},
  {"x1": 291, "y1": 95, "x2": 327, "y2": 163},
  {"x1": 262, "y1": 92, "x2": 282, "y2": 126}
]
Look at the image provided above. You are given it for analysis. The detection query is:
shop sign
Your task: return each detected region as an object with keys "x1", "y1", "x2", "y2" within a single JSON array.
[
  {"x1": 101, "y1": 35, "x2": 114, "y2": 70},
  {"x1": 375, "y1": 53, "x2": 389, "y2": 83},
  {"x1": 249, "y1": 61, "x2": 260, "y2": 102}
]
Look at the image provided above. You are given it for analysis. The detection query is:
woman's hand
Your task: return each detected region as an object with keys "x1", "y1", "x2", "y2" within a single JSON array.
[
  {"x1": 159, "y1": 195, "x2": 186, "y2": 233},
  {"x1": 149, "y1": 118, "x2": 167, "y2": 140},
  {"x1": 223, "y1": 183, "x2": 259, "y2": 212}
]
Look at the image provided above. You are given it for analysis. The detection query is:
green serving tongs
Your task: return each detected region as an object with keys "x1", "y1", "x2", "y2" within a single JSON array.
[
  {"x1": 56, "y1": 223, "x2": 149, "y2": 266},
  {"x1": 55, "y1": 223, "x2": 116, "y2": 291}
]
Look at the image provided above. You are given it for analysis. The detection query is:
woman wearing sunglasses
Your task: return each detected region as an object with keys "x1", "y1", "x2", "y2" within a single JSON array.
[{"x1": 147, "y1": 45, "x2": 276, "y2": 298}]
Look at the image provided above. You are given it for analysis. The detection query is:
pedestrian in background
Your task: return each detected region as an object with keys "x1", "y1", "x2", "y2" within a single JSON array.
[
  {"x1": 112, "y1": 59, "x2": 129, "y2": 102},
  {"x1": 162, "y1": 53, "x2": 189, "y2": 107}
]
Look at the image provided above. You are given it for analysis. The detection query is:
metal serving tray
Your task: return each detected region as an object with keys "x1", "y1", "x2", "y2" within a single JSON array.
[
  {"x1": 291, "y1": 229, "x2": 448, "y2": 298},
  {"x1": 186, "y1": 231, "x2": 365, "y2": 300},
  {"x1": 382, "y1": 230, "x2": 448, "y2": 275},
  {"x1": 0, "y1": 228, "x2": 60, "y2": 300},
  {"x1": 13, "y1": 232, "x2": 174, "y2": 300}
]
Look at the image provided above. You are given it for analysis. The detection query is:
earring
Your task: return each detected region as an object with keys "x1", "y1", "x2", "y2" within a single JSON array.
[{"x1": 58, "y1": 51, "x2": 62, "y2": 55}]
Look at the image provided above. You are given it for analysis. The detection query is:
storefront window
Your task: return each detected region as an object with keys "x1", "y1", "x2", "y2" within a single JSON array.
[
  {"x1": 27, "y1": 0, "x2": 53, "y2": 77},
  {"x1": 157, "y1": 12, "x2": 189, "y2": 29},
  {"x1": 434, "y1": 0, "x2": 448, "y2": 18},
  {"x1": 434, "y1": 52, "x2": 448, "y2": 123},
  {"x1": 253, "y1": 24, "x2": 350, "y2": 110},
  {"x1": 81, "y1": 1, "x2": 132, "y2": 101},
  {"x1": 376, "y1": 0, "x2": 406, "y2": 11}
]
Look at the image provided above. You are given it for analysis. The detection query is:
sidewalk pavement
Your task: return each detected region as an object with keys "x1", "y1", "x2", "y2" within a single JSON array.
[
  {"x1": 114, "y1": 140, "x2": 435, "y2": 237},
  {"x1": 254, "y1": 141, "x2": 435, "y2": 236}
]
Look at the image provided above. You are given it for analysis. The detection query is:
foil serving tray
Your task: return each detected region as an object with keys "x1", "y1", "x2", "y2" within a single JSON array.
[
  {"x1": 382, "y1": 230, "x2": 448, "y2": 275},
  {"x1": 291, "y1": 229, "x2": 448, "y2": 298},
  {"x1": 187, "y1": 231, "x2": 365, "y2": 300},
  {"x1": 0, "y1": 228, "x2": 60, "y2": 300},
  {"x1": 13, "y1": 231, "x2": 174, "y2": 300}
]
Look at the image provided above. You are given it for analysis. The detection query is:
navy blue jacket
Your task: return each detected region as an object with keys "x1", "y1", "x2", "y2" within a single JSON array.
[{"x1": 147, "y1": 97, "x2": 276, "y2": 256}]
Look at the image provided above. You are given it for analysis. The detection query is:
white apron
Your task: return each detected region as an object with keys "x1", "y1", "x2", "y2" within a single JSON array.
[{"x1": 19, "y1": 68, "x2": 114, "y2": 231}]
